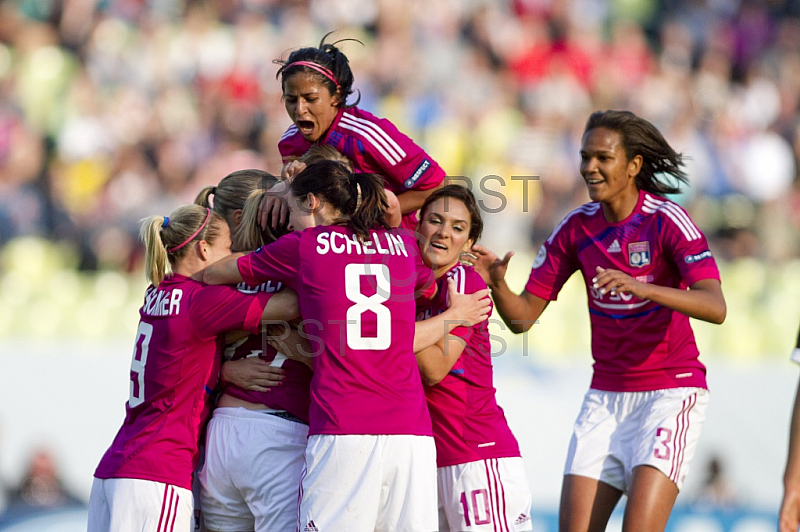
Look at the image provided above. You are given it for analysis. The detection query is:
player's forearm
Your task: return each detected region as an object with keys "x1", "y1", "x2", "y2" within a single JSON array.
[
  {"x1": 204, "y1": 253, "x2": 245, "y2": 285},
  {"x1": 489, "y1": 280, "x2": 540, "y2": 333},
  {"x1": 415, "y1": 336, "x2": 466, "y2": 386},
  {"x1": 414, "y1": 311, "x2": 462, "y2": 352},
  {"x1": 639, "y1": 279, "x2": 726, "y2": 324},
  {"x1": 397, "y1": 183, "x2": 444, "y2": 214}
]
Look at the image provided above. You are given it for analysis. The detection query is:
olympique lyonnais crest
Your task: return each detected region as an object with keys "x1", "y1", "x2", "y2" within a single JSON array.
[{"x1": 628, "y1": 241, "x2": 651, "y2": 268}]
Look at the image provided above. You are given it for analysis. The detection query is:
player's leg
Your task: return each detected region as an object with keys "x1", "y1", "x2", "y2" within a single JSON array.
[
  {"x1": 375, "y1": 434, "x2": 437, "y2": 532},
  {"x1": 621, "y1": 387, "x2": 709, "y2": 532},
  {"x1": 438, "y1": 457, "x2": 533, "y2": 532},
  {"x1": 559, "y1": 389, "x2": 629, "y2": 532},
  {"x1": 622, "y1": 466, "x2": 678, "y2": 531},
  {"x1": 299, "y1": 434, "x2": 381, "y2": 532},
  {"x1": 104, "y1": 478, "x2": 193, "y2": 532},
  {"x1": 559, "y1": 475, "x2": 622, "y2": 532},
  {"x1": 197, "y1": 408, "x2": 255, "y2": 532}
]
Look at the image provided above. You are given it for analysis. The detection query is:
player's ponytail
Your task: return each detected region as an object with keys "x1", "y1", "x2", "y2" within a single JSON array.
[
  {"x1": 291, "y1": 160, "x2": 389, "y2": 241},
  {"x1": 236, "y1": 189, "x2": 290, "y2": 251},
  {"x1": 348, "y1": 172, "x2": 390, "y2": 241},
  {"x1": 140, "y1": 204, "x2": 226, "y2": 285},
  {"x1": 194, "y1": 169, "x2": 274, "y2": 230}
]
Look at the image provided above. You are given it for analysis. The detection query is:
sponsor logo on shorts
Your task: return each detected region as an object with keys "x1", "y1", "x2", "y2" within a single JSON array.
[
  {"x1": 684, "y1": 250, "x2": 713, "y2": 263},
  {"x1": 515, "y1": 513, "x2": 531, "y2": 525},
  {"x1": 404, "y1": 159, "x2": 431, "y2": 188},
  {"x1": 304, "y1": 521, "x2": 319, "y2": 532},
  {"x1": 628, "y1": 241, "x2": 651, "y2": 268},
  {"x1": 532, "y1": 245, "x2": 547, "y2": 269}
]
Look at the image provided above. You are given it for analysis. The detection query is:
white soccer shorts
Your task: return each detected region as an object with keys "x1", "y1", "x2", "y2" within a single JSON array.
[
  {"x1": 299, "y1": 434, "x2": 438, "y2": 532},
  {"x1": 437, "y1": 457, "x2": 533, "y2": 531},
  {"x1": 88, "y1": 477, "x2": 193, "y2": 532},
  {"x1": 564, "y1": 387, "x2": 709, "y2": 491},
  {"x1": 197, "y1": 407, "x2": 308, "y2": 531}
]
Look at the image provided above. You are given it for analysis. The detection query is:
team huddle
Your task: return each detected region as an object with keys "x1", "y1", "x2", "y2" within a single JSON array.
[{"x1": 86, "y1": 37, "x2": 726, "y2": 532}]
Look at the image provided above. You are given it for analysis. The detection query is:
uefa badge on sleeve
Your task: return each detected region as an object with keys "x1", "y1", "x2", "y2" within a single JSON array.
[{"x1": 628, "y1": 241, "x2": 651, "y2": 268}]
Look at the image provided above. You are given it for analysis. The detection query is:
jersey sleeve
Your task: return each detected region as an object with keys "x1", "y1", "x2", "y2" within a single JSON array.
[
  {"x1": 278, "y1": 126, "x2": 310, "y2": 163},
  {"x1": 190, "y1": 286, "x2": 273, "y2": 340},
  {"x1": 524, "y1": 222, "x2": 580, "y2": 301},
  {"x1": 660, "y1": 206, "x2": 721, "y2": 286},
  {"x1": 356, "y1": 111, "x2": 445, "y2": 192},
  {"x1": 237, "y1": 232, "x2": 302, "y2": 288}
]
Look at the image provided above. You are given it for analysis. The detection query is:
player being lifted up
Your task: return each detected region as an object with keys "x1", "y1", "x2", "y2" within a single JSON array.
[
  {"x1": 262, "y1": 33, "x2": 445, "y2": 231},
  {"x1": 466, "y1": 110, "x2": 726, "y2": 532},
  {"x1": 88, "y1": 204, "x2": 298, "y2": 531}
]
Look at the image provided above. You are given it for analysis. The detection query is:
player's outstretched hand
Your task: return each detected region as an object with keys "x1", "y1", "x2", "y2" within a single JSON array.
[
  {"x1": 462, "y1": 245, "x2": 514, "y2": 288},
  {"x1": 221, "y1": 357, "x2": 285, "y2": 392},
  {"x1": 446, "y1": 278, "x2": 491, "y2": 327},
  {"x1": 259, "y1": 179, "x2": 291, "y2": 231},
  {"x1": 592, "y1": 266, "x2": 647, "y2": 299}
]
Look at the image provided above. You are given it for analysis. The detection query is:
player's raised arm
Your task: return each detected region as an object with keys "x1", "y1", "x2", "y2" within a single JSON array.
[{"x1": 466, "y1": 244, "x2": 548, "y2": 333}]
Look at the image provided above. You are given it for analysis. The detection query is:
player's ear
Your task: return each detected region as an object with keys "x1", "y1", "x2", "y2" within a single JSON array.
[
  {"x1": 196, "y1": 240, "x2": 209, "y2": 261},
  {"x1": 628, "y1": 154, "x2": 643, "y2": 178},
  {"x1": 306, "y1": 193, "x2": 322, "y2": 213},
  {"x1": 231, "y1": 209, "x2": 243, "y2": 229}
]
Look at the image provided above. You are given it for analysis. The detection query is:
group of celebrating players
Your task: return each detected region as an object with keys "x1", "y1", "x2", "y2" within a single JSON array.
[{"x1": 86, "y1": 35, "x2": 727, "y2": 532}]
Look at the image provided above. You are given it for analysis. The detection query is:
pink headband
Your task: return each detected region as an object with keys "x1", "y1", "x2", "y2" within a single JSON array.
[
  {"x1": 169, "y1": 208, "x2": 211, "y2": 253},
  {"x1": 285, "y1": 61, "x2": 338, "y2": 86}
]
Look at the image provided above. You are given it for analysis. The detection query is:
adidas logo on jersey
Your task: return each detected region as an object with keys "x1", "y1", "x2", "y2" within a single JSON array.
[
  {"x1": 515, "y1": 513, "x2": 531, "y2": 525},
  {"x1": 304, "y1": 521, "x2": 319, "y2": 532},
  {"x1": 607, "y1": 239, "x2": 621, "y2": 253}
]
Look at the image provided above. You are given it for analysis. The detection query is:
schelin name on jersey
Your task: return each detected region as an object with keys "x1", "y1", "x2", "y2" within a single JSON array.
[
  {"x1": 142, "y1": 286, "x2": 183, "y2": 317},
  {"x1": 315, "y1": 231, "x2": 408, "y2": 257}
]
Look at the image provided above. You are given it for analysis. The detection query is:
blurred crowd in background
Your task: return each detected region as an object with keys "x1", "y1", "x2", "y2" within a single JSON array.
[{"x1": 2, "y1": 0, "x2": 800, "y2": 272}]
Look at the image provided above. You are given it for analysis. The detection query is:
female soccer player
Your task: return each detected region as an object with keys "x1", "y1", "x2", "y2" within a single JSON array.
[
  {"x1": 204, "y1": 160, "x2": 488, "y2": 531},
  {"x1": 263, "y1": 34, "x2": 445, "y2": 231},
  {"x1": 415, "y1": 185, "x2": 533, "y2": 531},
  {"x1": 466, "y1": 110, "x2": 727, "y2": 532},
  {"x1": 195, "y1": 170, "x2": 312, "y2": 532},
  {"x1": 88, "y1": 204, "x2": 297, "y2": 531}
]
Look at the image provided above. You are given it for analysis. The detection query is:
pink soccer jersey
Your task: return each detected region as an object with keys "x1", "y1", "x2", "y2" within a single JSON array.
[
  {"x1": 525, "y1": 190, "x2": 721, "y2": 392},
  {"x1": 220, "y1": 280, "x2": 312, "y2": 423},
  {"x1": 279, "y1": 107, "x2": 446, "y2": 230},
  {"x1": 416, "y1": 264, "x2": 521, "y2": 467},
  {"x1": 94, "y1": 275, "x2": 272, "y2": 490},
  {"x1": 238, "y1": 226, "x2": 435, "y2": 436}
]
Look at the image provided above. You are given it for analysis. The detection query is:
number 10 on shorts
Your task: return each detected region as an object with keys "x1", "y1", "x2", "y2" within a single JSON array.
[{"x1": 460, "y1": 489, "x2": 491, "y2": 526}]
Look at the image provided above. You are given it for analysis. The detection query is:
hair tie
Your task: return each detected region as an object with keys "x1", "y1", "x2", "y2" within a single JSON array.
[
  {"x1": 168, "y1": 208, "x2": 211, "y2": 253},
  {"x1": 162, "y1": 217, "x2": 170, "y2": 229},
  {"x1": 284, "y1": 61, "x2": 338, "y2": 86},
  {"x1": 211, "y1": 186, "x2": 217, "y2": 195}
]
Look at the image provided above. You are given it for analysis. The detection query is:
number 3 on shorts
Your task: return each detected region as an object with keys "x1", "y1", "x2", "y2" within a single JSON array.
[
  {"x1": 128, "y1": 322, "x2": 153, "y2": 408},
  {"x1": 344, "y1": 263, "x2": 391, "y2": 350}
]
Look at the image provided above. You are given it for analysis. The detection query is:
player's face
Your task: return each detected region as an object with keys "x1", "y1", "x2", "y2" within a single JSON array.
[
  {"x1": 283, "y1": 72, "x2": 341, "y2": 143},
  {"x1": 417, "y1": 197, "x2": 474, "y2": 276},
  {"x1": 204, "y1": 223, "x2": 232, "y2": 264},
  {"x1": 580, "y1": 127, "x2": 640, "y2": 205}
]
